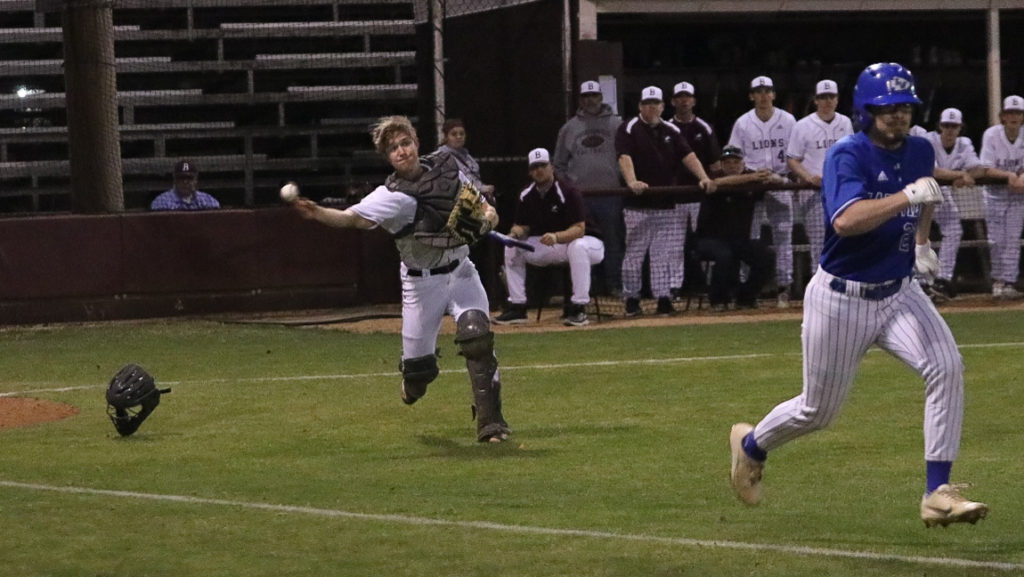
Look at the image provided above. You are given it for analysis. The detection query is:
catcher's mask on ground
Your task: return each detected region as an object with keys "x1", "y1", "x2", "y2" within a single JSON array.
[{"x1": 106, "y1": 364, "x2": 171, "y2": 437}]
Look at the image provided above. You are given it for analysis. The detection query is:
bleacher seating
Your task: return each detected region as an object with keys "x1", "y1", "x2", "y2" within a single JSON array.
[{"x1": 0, "y1": 0, "x2": 416, "y2": 212}]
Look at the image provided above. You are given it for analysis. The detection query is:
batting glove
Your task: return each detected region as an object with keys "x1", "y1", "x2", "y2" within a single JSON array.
[
  {"x1": 914, "y1": 241, "x2": 940, "y2": 282},
  {"x1": 903, "y1": 176, "x2": 943, "y2": 206}
]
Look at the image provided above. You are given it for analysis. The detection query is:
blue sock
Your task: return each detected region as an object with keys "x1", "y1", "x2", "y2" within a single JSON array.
[
  {"x1": 742, "y1": 433, "x2": 767, "y2": 462},
  {"x1": 926, "y1": 461, "x2": 952, "y2": 494}
]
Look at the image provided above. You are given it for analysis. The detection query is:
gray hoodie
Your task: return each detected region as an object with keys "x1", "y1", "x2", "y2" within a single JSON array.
[{"x1": 553, "y1": 103, "x2": 623, "y2": 189}]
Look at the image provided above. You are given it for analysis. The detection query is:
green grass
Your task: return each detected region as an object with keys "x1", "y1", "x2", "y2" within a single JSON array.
[{"x1": 1, "y1": 310, "x2": 1022, "y2": 576}]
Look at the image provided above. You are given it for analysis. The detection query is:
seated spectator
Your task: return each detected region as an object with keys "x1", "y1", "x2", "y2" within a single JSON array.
[
  {"x1": 493, "y1": 148, "x2": 605, "y2": 327},
  {"x1": 695, "y1": 146, "x2": 775, "y2": 311},
  {"x1": 435, "y1": 118, "x2": 496, "y2": 201},
  {"x1": 150, "y1": 160, "x2": 221, "y2": 211}
]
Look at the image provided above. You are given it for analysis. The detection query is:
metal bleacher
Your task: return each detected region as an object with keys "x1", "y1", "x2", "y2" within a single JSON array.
[{"x1": 0, "y1": 0, "x2": 417, "y2": 212}]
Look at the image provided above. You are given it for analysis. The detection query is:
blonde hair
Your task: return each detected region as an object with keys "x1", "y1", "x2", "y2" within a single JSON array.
[{"x1": 371, "y1": 115, "x2": 418, "y2": 157}]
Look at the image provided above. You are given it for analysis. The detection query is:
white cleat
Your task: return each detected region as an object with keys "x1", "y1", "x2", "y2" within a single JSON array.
[
  {"x1": 729, "y1": 422, "x2": 764, "y2": 505},
  {"x1": 920, "y1": 484, "x2": 989, "y2": 528}
]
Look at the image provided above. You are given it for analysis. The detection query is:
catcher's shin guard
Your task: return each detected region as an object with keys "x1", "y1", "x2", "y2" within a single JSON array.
[
  {"x1": 455, "y1": 310, "x2": 510, "y2": 442},
  {"x1": 399, "y1": 353, "x2": 439, "y2": 405}
]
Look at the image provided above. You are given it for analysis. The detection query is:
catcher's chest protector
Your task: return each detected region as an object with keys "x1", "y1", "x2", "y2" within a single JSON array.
[{"x1": 388, "y1": 151, "x2": 462, "y2": 238}]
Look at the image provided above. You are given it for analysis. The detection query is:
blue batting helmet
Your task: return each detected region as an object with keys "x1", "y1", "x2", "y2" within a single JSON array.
[{"x1": 852, "y1": 62, "x2": 922, "y2": 130}]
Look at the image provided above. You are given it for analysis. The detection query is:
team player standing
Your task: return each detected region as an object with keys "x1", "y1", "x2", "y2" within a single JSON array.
[
  {"x1": 786, "y1": 79, "x2": 855, "y2": 268},
  {"x1": 980, "y1": 95, "x2": 1024, "y2": 299},
  {"x1": 915, "y1": 107, "x2": 992, "y2": 301},
  {"x1": 728, "y1": 76, "x2": 797, "y2": 307}
]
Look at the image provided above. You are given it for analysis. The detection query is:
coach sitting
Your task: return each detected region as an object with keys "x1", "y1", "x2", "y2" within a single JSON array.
[{"x1": 493, "y1": 148, "x2": 605, "y2": 327}]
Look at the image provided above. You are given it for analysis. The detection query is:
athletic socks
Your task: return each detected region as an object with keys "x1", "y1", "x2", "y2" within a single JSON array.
[
  {"x1": 926, "y1": 461, "x2": 952, "y2": 494},
  {"x1": 742, "y1": 432, "x2": 768, "y2": 462}
]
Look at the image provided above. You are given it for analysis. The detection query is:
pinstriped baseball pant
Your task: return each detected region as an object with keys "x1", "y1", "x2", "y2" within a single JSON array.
[
  {"x1": 752, "y1": 267, "x2": 965, "y2": 462},
  {"x1": 622, "y1": 207, "x2": 681, "y2": 300},
  {"x1": 669, "y1": 202, "x2": 701, "y2": 289}
]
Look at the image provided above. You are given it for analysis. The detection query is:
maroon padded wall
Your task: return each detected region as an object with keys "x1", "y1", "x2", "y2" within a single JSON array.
[{"x1": 0, "y1": 208, "x2": 399, "y2": 325}]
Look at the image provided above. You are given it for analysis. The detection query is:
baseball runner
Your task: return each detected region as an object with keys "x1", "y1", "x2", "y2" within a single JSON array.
[
  {"x1": 979, "y1": 95, "x2": 1024, "y2": 299},
  {"x1": 616, "y1": 85, "x2": 714, "y2": 317},
  {"x1": 786, "y1": 80, "x2": 854, "y2": 270},
  {"x1": 729, "y1": 76, "x2": 797, "y2": 307},
  {"x1": 289, "y1": 115, "x2": 511, "y2": 443},
  {"x1": 669, "y1": 81, "x2": 722, "y2": 298},
  {"x1": 917, "y1": 108, "x2": 992, "y2": 301},
  {"x1": 729, "y1": 63, "x2": 988, "y2": 528}
]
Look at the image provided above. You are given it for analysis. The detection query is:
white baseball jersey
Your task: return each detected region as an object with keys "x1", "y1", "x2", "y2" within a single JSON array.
[
  {"x1": 923, "y1": 132, "x2": 985, "y2": 172},
  {"x1": 352, "y1": 183, "x2": 470, "y2": 270},
  {"x1": 980, "y1": 125, "x2": 1024, "y2": 175},
  {"x1": 729, "y1": 108, "x2": 797, "y2": 175},
  {"x1": 785, "y1": 112, "x2": 854, "y2": 174}
]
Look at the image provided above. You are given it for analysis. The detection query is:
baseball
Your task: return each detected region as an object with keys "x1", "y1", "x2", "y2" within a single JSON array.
[{"x1": 280, "y1": 182, "x2": 299, "y2": 203}]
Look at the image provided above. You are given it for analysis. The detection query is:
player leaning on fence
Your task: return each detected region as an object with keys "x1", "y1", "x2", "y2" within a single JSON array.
[
  {"x1": 729, "y1": 63, "x2": 988, "y2": 528},
  {"x1": 289, "y1": 115, "x2": 511, "y2": 443}
]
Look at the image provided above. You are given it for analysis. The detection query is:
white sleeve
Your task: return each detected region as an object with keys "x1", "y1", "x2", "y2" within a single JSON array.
[
  {"x1": 980, "y1": 127, "x2": 998, "y2": 166},
  {"x1": 348, "y1": 186, "x2": 416, "y2": 234},
  {"x1": 960, "y1": 137, "x2": 985, "y2": 169},
  {"x1": 786, "y1": 120, "x2": 807, "y2": 159},
  {"x1": 727, "y1": 115, "x2": 744, "y2": 149}
]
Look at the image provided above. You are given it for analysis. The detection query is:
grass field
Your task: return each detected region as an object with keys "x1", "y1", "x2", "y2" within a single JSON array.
[{"x1": 1, "y1": 308, "x2": 1023, "y2": 576}]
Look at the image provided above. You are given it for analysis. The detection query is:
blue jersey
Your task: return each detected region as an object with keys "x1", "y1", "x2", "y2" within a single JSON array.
[{"x1": 819, "y1": 132, "x2": 935, "y2": 283}]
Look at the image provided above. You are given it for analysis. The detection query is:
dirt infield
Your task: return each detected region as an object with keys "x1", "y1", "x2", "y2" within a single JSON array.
[{"x1": 0, "y1": 397, "x2": 78, "y2": 431}]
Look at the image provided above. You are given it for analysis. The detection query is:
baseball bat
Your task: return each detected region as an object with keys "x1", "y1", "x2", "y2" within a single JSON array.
[{"x1": 488, "y1": 231, "x2": 535, "y2": 252}]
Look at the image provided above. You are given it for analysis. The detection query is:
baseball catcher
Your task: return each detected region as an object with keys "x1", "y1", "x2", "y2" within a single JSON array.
[
  {"x1": 287, "y1": 115, "x2": 511, "y2": 443},
  {"x1": 106, "y1": 364, "x2": 171, "y2": 436}
]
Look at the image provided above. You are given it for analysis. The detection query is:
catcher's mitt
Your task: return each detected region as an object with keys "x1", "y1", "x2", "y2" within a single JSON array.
[
  {"x1": 106, "y1": 364, "x2": 171, "y2": 437},
  {"x1": 445, "y1": 182, "x2": 492, "y2": 246}
]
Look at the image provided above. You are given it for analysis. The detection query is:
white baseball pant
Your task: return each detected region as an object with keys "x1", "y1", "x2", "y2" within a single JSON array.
[
  {"x1": 933, "y1": 188, "x2": 963, "y2": 281},
  {"x1": 983, "y1": 187, "x2": 1024, "y2": 284},
  {"x1": 750, "y1": 190, "x2": 794, "y2": 287},
  {"x1": 752, "y1": 267, "x2": 965, "y2": 462},
  {"x1": 400, "y1": 259, "x2": 490, "y2": 358},
  {"x1": 503, "y1": 236, "x2": 605, "y2": 305}
]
